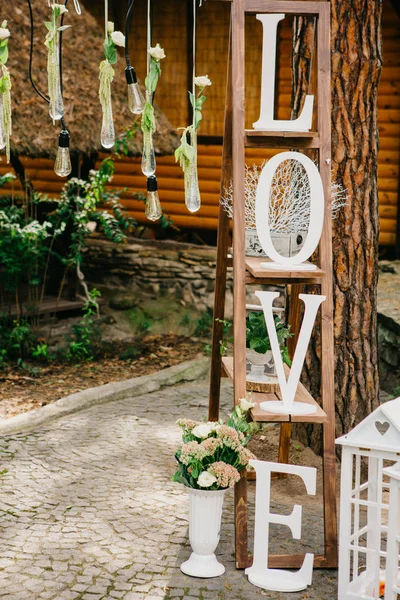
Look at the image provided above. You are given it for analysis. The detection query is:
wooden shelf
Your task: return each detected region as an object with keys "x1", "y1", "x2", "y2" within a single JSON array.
[
  {"x1": 245, "y1": 256, "x2": 325, "y2": 284},
  {"x1": 245, "y1": 129, "x2": 320, "y2": 149},
  {"x1": 2, "y1": 296, "x2": 88, "y2": 318},
  {"x1": 222, "y1": 357, "x2": 327, "y2": 424}
]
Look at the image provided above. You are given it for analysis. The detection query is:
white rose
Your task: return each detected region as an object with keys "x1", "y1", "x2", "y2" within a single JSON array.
[
  {"x1": 148, "y1": 43, "x2": 166, "y2": 61},
  {"x1": 192, "y1": 424, "x2": 213, "y2": 439},
  {"x1": 107, "y1": 21, "x2": 115, "y2": 34},
  {"x1": 0, "y1": 27, "x2": 10, "y2": 41},
  {"x1": 197, "y1": 471, "x2": 217, "y2": 488},
  {"x1": 52, "y1": 4, "x2": 68, "y2": 14},
  {"x1": 194, "y1": 75, "x2": 212, "y2": 88},
  {"x1": 207, "y1": 421, "x2": 219, "y2": 431},
  {"x1": 239, "y1": 397, "x2": 255, "y2": 412},
  {"x1": 111, "y1": 31, "x2": 125, "y2": 47}
]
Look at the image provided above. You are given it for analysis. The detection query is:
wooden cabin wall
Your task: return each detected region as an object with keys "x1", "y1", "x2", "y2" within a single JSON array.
[
  {"x1": 378, "y1": 0, "x2": 400, "y2": 247},
  {"x1": 0, "y1": 0, "x2": 399, "y2": 246}
]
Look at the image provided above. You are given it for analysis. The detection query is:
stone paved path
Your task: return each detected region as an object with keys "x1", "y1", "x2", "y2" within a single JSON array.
[{"x1": 0, "y1": 379, "x2": 337, "y2": 600}]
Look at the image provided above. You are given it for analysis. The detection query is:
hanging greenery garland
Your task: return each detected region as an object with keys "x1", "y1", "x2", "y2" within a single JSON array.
[
  {"x1": 99, "y1": 7, "x2": 125, "y2": 149},
  {"x1": 175, "y1": 1, "x2": 211, "y2": 213},
  {"x1": 44, "y1": 3, "x2": 70, "y2": 124},
  {"x1": 0, "y1": 21, "x2": 12, "y2": 163}
]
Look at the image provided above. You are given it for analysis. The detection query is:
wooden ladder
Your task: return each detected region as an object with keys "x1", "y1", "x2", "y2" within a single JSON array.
[{"x1": 208, "y1": 0, "x2": 338, "y2": 570}]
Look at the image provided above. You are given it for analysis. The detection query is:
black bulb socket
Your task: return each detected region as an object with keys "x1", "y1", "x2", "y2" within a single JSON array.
[
  {"x1": 125, "y1": 66, "x2": 138, "y2": 85},
  {"x1": 147, "y1": 176, "x2": 158, "y2": 192},
  {"x1": 58, "y1": 130, "x2": 70, "y2": 148}
]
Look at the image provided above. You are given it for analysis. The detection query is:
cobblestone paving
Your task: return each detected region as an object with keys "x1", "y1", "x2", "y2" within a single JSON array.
[{"x1": 0, "y1": 379, "x2": 337, "y2": 600}]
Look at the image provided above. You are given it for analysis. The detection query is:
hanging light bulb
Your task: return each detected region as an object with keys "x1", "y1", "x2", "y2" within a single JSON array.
[
  {"x1": 125, "y1": 66, "x2": 145, "y2": 114},
  {"x1": 54, "y1": 130, "x2": 72, "y2": 177},
  {"x1": 145, "y1": 176, "x2": 162, "y2": 221}
]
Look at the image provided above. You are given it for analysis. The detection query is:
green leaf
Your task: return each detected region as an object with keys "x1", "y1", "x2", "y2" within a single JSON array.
[
  {"x1": 58, "y1": 25, "x2": 72, "y2": 32},
  {"x1": 104, "y1": 38, "x2": 117, "y2": 65},
  {"x1": 145, "y1": 59, "x2": 161, "y2": 94},
  {"x1": 141, "y1": 102, "x2": 155, "y2": 134},
  {"x1": 0, "y1": 44, "x2": 8, "y2": 65},
  {"x1": 196, "y1": 95, "x2": 207, "y2": 109},
  {"x1": 44, "y1": 21, "x2": 54, "y2": 31}
]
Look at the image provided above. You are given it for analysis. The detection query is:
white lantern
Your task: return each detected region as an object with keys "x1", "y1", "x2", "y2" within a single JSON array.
[{"x1": 336, "y1": 398, "x2": 400, "y2": 600}]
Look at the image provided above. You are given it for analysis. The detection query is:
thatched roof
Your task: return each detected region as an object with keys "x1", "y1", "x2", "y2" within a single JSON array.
[{"x1": 3, "y1": 0, "x2": 178, "y2": 159}]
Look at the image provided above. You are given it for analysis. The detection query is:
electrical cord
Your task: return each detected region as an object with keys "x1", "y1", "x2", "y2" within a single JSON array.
[{"x1": 125, "y1": 0, "x2": 135, "y2": 67}]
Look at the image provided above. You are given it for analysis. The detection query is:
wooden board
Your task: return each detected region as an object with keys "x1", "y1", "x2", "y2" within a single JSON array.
[
  {"x1": 222, "y1": 357, "x2": 328, "y2": 423},
  {"x1": 245, "y1": 256, "x2": 325, "y2": 280},
  {"x1": 245, "y1": 129, "x2": 320, "y2": 149},
  {"x1": 3, "y1": 297, "x2": 87, "y2": 317},
  {"x1": 246, "y1": 379, "x2": 280, "y2": 393}
]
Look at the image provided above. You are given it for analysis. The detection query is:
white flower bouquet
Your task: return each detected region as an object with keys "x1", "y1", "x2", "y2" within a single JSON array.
[{"x1": 172, "y1": 399, "x2": 258, "y2": 490}]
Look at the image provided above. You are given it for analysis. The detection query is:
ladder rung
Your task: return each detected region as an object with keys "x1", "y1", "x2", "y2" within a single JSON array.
[{"x1": 245, "y1": 130, "x2": 320, "y2": 149}]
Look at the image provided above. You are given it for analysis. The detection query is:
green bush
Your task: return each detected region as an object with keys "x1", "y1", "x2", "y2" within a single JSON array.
[
  {"x1": 0, "y1": 316, "x2": 35, "y2": 365},
  {"x1": 66, "y1": 289, "x2": 103, "y2": 362}
]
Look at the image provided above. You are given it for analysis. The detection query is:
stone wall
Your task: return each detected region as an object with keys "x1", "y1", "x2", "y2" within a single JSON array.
[{"x1": 83, "y1": 236, "x2": 233, "y2": 318}]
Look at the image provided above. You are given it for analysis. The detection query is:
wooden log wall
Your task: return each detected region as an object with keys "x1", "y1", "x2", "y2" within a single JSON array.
[{"x1": 0, "y1": 0, "x2": 398, "y2": 244}]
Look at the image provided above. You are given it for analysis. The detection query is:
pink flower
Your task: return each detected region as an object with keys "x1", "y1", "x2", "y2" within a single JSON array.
[
  {"x1": 215, "y1": 425, "x2": 244, "y2": 450},
  {"x1": 179, "y1": 441, "x2": 207, "y2": 465},
  {"x1": 208, "y1": 462, "x2": 240, "y2": 489},
  {"x1": 200, "y1": 437, "x2": 222, "y2": 455},
  {"x1": 176, "y1": 418, "x2": 200, "y2": 431},
  {"x1": 238, "y1": 446, "x2": 256, "y2": 466}
]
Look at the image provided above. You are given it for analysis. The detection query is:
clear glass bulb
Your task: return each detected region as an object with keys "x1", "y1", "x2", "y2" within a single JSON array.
[
  {"x1": 54, "y1": 147, "x2": 72, "y2": 177},
  {"x1": 185, "y1": 162, "x2": 201, "y2": 213},
  {"x1": 0, "y1": 95, "x2": 6, "y2": 150},
  {"x1": 101, "y1": 104, "x2": 115, "y2": 149},
  {"x1": 73, "y1": 0, "x2": 82, "y2": 14},
  {"x1": 49, "y1": 29, "x2": 64, "y2": 122},
  {"x1": 49, "y1": 81, "x2": 64, "y2": 121},
  {"x1": 145, "y1": 190, "x2": 162, "y2": 221},
  {"x1": 128, "y1": 83, "x2": 145, "y2": 114},
  {"x1": 142, "y1": 131, "x2": 156, "y2": 177}
]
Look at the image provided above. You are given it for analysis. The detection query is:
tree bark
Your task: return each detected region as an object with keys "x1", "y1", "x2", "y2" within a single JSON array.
[{"x1": 291, "y1": 1, "x2": 382, "y2": 452}]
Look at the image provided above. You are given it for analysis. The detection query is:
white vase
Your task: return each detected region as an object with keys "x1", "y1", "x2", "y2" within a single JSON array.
[
  {"x1": 181, "y1": 488, "x2": 226, "y2": 578},
  {"x1": 246, "y1": 349, "x2": 277, "y2": 382}
]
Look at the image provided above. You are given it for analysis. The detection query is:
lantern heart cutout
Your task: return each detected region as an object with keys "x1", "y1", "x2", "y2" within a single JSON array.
[{"x1": 375, "y1": 421, "x2": 390, "y2": 436}]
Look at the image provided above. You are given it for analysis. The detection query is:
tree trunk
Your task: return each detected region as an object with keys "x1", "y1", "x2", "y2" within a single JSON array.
[{"x1": 291, "y1": 1, "x2": 382, "y2": 452}]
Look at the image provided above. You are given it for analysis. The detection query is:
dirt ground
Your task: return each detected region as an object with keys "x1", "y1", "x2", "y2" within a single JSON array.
[
  {"x1": 248, "y1": 423, "x2": 331, "y2": 507},
  {"x1": 0, "y1": 334, "x2": 205, "y2": 419}
]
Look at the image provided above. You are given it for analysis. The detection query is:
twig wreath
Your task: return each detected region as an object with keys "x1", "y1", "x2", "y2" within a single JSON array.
[
  {"x1": 0, "y1": 21, "x2": 12, "y2": 163},
  {"x1": 175, "y1": 0, "x2": 211, "y2": 213},
  {"x1": 220, "y1": 160, "x2": 347, "y2": 232}
]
